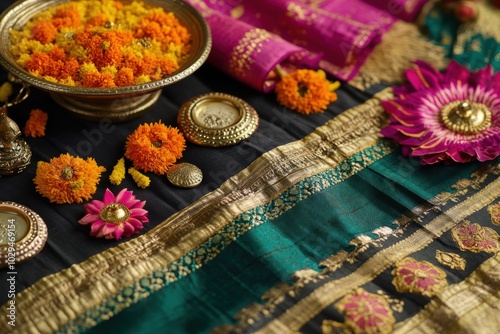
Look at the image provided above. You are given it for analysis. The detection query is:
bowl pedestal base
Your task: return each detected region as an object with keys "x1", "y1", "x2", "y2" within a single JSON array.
[{"x1": 50, "y1": 89, "x2": 163, "y2": 122}]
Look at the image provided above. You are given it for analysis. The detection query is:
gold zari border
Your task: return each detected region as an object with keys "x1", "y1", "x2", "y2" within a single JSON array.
[{"x1": 0, "y1": 89, "x2": 393, "y2": 334}]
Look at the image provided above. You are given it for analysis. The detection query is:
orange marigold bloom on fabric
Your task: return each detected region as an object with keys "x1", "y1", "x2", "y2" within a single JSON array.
[
  {"x1": 125, "y1": 122, "x2": 186, "y2": 175},
  {"x1": 33, "y1": 153, "x2": 106, "y2": 204},
  {"x1": 24, "y1": 108, "x2": 48, "y2": 138},
  {"x1": 275, "y1": 69, "x2": 340, "y2": 115}
]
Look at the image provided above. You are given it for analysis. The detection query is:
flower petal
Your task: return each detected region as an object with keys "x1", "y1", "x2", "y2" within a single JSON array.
[
  {"x1": 79, "y1": 213, "x2": 100, "y2": 225},
  {"x1": 114, "y1": 226, "x2": 124, "y2": 240},
  {"x1": 90, "y1": 220, "x2": 105, "y2": 234},
  {"x1": 84, "y1": 200, "x2": 104, "y2": 214},
  {"x1": 103, "y1": 188, "x2": 116, "y2": 204},
  {"x1": 130, "y1": 208, "x2": 148, "y2": 219},
  {"x1": 115, "y1": 188, "x2": 133, "y2": 204},
  {"x1": 101, "y1": 222, "x2": 117, "y2": 235}
]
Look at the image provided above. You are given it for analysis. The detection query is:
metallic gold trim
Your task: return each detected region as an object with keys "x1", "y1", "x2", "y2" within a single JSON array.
[
  {"x1": 255, "y1": 175, "x2": 500, "y2": 333},
  {"x1": 394, "y1": 253, "x2": 500, "y2": 333},
  {"x1": 0, "y1": 89, "x2": 394, "y2": 334}
]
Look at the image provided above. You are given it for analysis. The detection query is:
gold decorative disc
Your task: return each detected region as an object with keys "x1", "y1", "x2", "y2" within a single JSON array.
[
  {"x1": 177, "y1": 92, "x2": 259, "y2": 147},
  {"x1": 0, "y1": 202, "x2": 48, "y2": 267},
  {"x1": 166, "y1": 162, "x2": 203, "y2": 188},
  {"x1": 440, "y1": 101, "x2": 491, "y2": 135}
]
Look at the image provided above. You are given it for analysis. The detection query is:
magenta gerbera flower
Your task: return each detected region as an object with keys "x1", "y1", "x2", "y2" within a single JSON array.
[
  {"x1": 381, "y1": 61, "x2": 500, "y2": 165},
  {"x1": 79, "y1": 188, "x2": 148, "y2": 240}
]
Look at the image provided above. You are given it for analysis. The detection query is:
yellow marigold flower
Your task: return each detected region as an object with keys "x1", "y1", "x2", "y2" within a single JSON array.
[
  {"x1": 33, "y1": 153, "x2": 106, "y2": 204},
  {"x1": 24, "y1": 108, "x2": 48, "y2": 138},
  {"x1": 0, "y1": 82, "x2": 13, "y2": 102},
  {"x1": 135, "y1": 75, "x2": 151, "y2": 85},
  {"x1": 125, "y1": 121, "x2": 186, "y2": 175},
  {"x1": 128, "y1": 167, "x2": 150, "y2": 189},
  {"x1": 275, "y1": 69, "x2": 340, "y2": 115},
  {"x1": 109, "y1": 157, "x2": 126, "y2": 185}
]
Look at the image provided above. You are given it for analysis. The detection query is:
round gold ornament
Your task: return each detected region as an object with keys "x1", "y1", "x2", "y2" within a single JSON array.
[
  {"x1": 177, "y1": 92, "x2": 259, "y2": 147},
  {"x1": 166, "y1": 162, "x2": 203, "y2": 188},
  {"x1": 0, "y1": 202, "x2": 48, "y2": 267},
  {"x1": 440, "y1": 100, "x2": 491, "y2": 135}
]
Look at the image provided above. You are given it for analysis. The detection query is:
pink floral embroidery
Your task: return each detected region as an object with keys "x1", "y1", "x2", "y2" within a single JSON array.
[
  {"x1": 335, "y1": 288, "x2": 395, "y2": 334},
  {"x1": 392, "y1": 257, "x2": 447, "y2": 297},
  {"x1": 451, "y1": 220, "x2": 500, "y2": 253}
]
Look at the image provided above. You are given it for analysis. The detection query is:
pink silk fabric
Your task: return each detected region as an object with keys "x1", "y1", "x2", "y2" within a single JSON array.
[{"x1": 186, "y1": 0, "x2": 429, "y2": 92}]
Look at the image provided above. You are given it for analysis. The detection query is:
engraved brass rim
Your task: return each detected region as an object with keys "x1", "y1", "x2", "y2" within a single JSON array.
[
  {"x1": 0, "y1": 201, "x2": 48, "y2": 267},
  {"x1": 177, "y1": 92, "x2": 259, "y2": 147},
  {"x1": 440, "y1": 101, "x2": 492, "y2": 135}
]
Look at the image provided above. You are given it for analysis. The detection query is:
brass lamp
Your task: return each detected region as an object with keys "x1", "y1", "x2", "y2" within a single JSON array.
[{"x1": 0, "y1": 80, "x2": 31, "y2": 176}]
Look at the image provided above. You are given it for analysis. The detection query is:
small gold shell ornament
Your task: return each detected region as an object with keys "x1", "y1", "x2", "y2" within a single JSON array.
[{"x1": 166, "y1": 162, "x2": 203, "y2": 188}]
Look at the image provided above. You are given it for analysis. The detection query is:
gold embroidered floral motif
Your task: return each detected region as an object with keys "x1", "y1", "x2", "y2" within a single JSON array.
[
  {"x1": 435, "y1": 250, "x2": 466, "y2": 270},
  {"x1": 488, "y1": 202, "x2": 500, "y2": 226},
  {"x1": 392, "y1": 257, "x2": 447, "y2": 297},
  {"x1": 451, "y1": 220, "x2": 500, "y2": 253},
  {"x1": 335, "y1": 288, "x2": 395, "y2": 334}
]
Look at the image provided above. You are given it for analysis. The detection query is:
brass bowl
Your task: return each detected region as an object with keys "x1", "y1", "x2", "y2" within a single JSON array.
[{"x1": 0, "y1": 0, "x2": 211, "y2": 122}]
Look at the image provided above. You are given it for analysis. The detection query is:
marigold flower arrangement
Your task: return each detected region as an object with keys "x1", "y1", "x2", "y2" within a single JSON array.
[
  {"x1": 33, "y1": 153, "x2": 106, "y2": 204},
  {"x1": 274, "y1": 68, "x2": 340, "y2": 115},
  {"x1": 9, "y1": 0, "x2": 191, "y2": 88},
  {"x1": 381, "y1": 61, "x2": 500, "y2": 165},
  {"x1": 124, "y1": 121, "x2": 186, "y2": 175},
  {"x1": 79, "y1": 188, "x2": 148, "y2": 240}
]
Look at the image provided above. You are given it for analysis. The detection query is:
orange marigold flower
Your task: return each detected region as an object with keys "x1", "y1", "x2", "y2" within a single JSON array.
[
  {"x1": 52, "y1": 3, "x2": 81, "y2": 29},
  {"x1": 24, "y1": 108, "x2": 48, "y2": 138},
  {"x1": 48, "y1": 46, "x2": 66, "y2": 61},
  {"x1": 81, "y1": 71, "x2": 116, "y2": 88},
  {"x1": 86, "y1": 13, "x2": 109, "y2": 28},
  {"x1": 59, "y1": 57, "x2": 80, "y2": 80},
  {"x1": 25, "y1": 51, "x2": 52, "y2": 74},
  {"x1": 31, "y1": 20, "x2": 58, "y2": 44},
  {"x1": 114, "y1": 67, "x2": 135, "y2": 87},
  {"x1": 33, "y1": 153, "x2": 106, "y2": 204},
  {"x1": 125, "y1": 122, "x2": 186, "y2": 175},
  {"x1": 275, "y1": 69, "x2": 340, "y2": 115}
]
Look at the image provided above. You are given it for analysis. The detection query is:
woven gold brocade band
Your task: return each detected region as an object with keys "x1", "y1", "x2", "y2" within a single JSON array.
[{"x1": 0, "y1": 89, "x2": 394, "y2": 334}]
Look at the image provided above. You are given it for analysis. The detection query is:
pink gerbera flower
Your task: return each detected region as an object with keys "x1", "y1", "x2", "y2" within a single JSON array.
[
  {"x1": 79, "y1": 188, "x2": 148, "y2": 240},
  {"x1": 381, "y1": 61, "x2": 500, "y2": 165}
]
